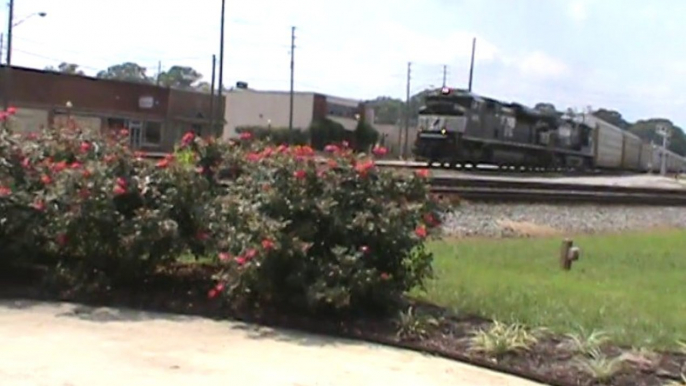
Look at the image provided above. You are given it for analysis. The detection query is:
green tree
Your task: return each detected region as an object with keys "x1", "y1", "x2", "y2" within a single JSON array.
[
  {"x1": 534, "y1": 102, "x2": 557, "y2": 114},
  {"x1": 353, "y1": 121, "x2": 379, "y2": 152},
  {"x1": 44, "y1": 62, "x2": 85, "y2": 76},
  {"x1": 157, "y1": 66, "x2": 203, "y2": 89},
  {"x1": 96, "y1": 62, "x2": 152, "y2": 83}
]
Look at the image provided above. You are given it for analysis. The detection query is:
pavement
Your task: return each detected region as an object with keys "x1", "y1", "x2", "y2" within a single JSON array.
[{"x1": 0, "y1": 300, "x2": 545, "y2": 386}]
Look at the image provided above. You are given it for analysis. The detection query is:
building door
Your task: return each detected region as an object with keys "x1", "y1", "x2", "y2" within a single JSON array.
[{"x1": 128, "y1": 120, "x2": 143, "y2": 149}]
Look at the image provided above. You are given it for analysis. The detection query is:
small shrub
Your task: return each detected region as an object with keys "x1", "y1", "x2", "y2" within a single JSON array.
[
  {"x1": 468, "y1": 321, "x2": 539, "y2": 357},
  {"x1": 563, "y1": 328, "x2": 611, "y2": 355},
  {"x1": 574, "y1": 348, "x2": 624, "y2": 382},
  {"x1": 395, "y1": 306, "x2": 440, "y2": 340}
]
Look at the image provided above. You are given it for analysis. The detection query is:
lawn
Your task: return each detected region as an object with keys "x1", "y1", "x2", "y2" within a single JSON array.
[{"x1": 418, "y1": 229, "x2": 686, "y2": 349}]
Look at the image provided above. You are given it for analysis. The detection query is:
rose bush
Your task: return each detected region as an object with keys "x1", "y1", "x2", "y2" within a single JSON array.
[
  {"x1": 1, "y1": 108, "x2": 446, "y2": 315},
  {"x1": 190, "y1": 138, "x2": 446, "y2": 314}
]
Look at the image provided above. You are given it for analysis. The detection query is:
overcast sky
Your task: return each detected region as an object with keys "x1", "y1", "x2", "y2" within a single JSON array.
[{"x1": 3, "y1": 0, "x2": 685, "y2": 126}]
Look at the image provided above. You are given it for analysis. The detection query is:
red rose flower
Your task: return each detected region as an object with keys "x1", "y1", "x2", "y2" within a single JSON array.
[
  {"x1": 372, "y1": 145, "x2": 388, "y2": 156},
  {"x1": 415, "y1": 224, "x2": 427, "y2": 239},
  {"x1": 415, "y1": 169, "x2": 430, "y2": 178},
  {"x1": 181, "y1": 131, "x2": 195, "y2": 146},
  {"x1": 293, "y1": 170, "x2": 306, "y2": 180},
  {"x1": 80, "y1": 142, "x2": 92, "y2": 153},
  {"x1": 261, "y1": 239, "x2": 275, "y2": 250}
]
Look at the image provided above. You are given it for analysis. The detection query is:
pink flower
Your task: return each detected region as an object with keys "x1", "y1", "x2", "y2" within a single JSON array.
[
  {"x1": 324, "y1": 144, "x2": 340, "y2": 153},
  {"x1": 40, "y1": 175, "x2": 52, "y2": 185},
  {"x1": 372, "y1": 145, "x2": 388, "y2": 156},
  {"x1": 6, "y1": 106, "x2": 17, "y2": 115},
  {"x1": 219, "y1": 252, "x2": 231, "y2": 262},
  {"x1": 113, "y1": 185, "x2": 127, "y2": 196},
  {"x1": 0, "y1": 186, "x2": 11, "y2": 197},
  {"x1": 360, "y1": 246, "x2": 369, "y2": 254},
  {"x1": 415, "y1": 224, "x2": 427, "y2": 239},
  {"x1": 156, "y1": 158, "x2": 170, "y2": 168},
  {"x1": 80, "y1": 142, "x2": 92, "y2": 153},
  {"x1": 181, "y1": 131, "x2": 195, "y2": 146},
  {"x1": 415, "y1": 169, "x2": 430, "y2": 178},
  {"x1": 246, "y1": 152, "x2": 262, "y2": 162},
  {"x1": 235, "y1": 256, "x2": 247, "y2": 265},
  {"x1": 52, "y1": 161, "x2": 68, "y2": 173},
  {"x1": 261, "y1": 239, "x2": 275, "y2": 250},
  {"x1": 355, "y1": 160, "x2": 375, "y2": 175},
  {"x1": 380, "y1": 272, "x2": 390, "y2": 281},
  {"x1": 69, "y1": 162, "x2": 82, "y2": 169},
  {"x1": 207, "y1": 283, "x2": 225, "y2": 299},
  {"x1": 239, "y1": 132, "x2": 253, "y2": 140},
  {"x1": 293, "y1": 170, "x2": 306, "y2": 180},
  {"x1": 32, "y1": 200, "x2": 45, "y2": 211}
]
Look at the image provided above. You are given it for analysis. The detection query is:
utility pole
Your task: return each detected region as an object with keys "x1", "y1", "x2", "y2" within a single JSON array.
[
  {"x1": 156, "y1": 61, "x2": 162, "y2": 86},
  {"x1": 288, "y1": 26, "x2": 295, "y2": 141},
  {"x1": 209, "y1": 54, "x2": 217, "y2": 135},
  {"x1": 442, "y1": 64, "x2": 447, "y2": 87},
  {"x1": 403, "y1": 61, "x2": 412, "y2": 157},
  {"x1": 4, "y1": 0, "x2": 14, "y2": 110},
  {"x1": 216, "y1": 0, "x2": 226, "y2": 138},
  {"x1": 468, "y1": 37, "x2": 476, "y2": 92}
]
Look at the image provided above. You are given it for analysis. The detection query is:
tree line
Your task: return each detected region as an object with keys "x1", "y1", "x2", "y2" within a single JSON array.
[
  {"x1": 366, "y1": 91, "x2": 686, "y2": 156},
  {"x1": 44, "y1": 61, "x2": 219, "y2": 93}
]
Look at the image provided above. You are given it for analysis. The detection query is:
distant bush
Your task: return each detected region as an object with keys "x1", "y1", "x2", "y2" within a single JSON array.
[{"x1": 235, "y1": 126, "x2": 309, "y2": 146}]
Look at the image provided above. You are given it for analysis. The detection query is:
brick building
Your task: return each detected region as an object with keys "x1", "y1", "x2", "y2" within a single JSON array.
[{"x1": 1, "y1": 65, "x2": 224, "y2": 153}]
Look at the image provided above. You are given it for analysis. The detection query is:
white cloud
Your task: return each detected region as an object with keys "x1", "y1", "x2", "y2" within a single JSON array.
[
  {"x1": 516, "y1": 51, "x2": 569, "y2": 79},
  {"x1": 568, "y1": 0, "x2": 590, "y2": 22}
]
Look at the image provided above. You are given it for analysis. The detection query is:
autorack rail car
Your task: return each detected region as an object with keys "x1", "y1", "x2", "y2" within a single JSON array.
[{"x1": 413, "y1": 87, "x2": 686, "y2": 174}]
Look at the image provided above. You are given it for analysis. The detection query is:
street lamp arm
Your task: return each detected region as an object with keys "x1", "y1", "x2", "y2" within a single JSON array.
[{"x1": 12, "y1": 12, "x2": 47, "y2": 28}]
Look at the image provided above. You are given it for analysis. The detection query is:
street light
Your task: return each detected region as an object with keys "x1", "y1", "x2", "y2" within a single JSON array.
[
  {"x1": 12, "y1": 11, "x2": 47, "y2": 28},
  {"x1": 3, "y1": 0, "x2": 47, "y2": 109}
]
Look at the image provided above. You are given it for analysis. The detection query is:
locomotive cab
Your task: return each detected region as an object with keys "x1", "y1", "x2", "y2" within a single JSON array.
[{"x1": 413, "y1": 87, "x2": 470, "y2": 164}]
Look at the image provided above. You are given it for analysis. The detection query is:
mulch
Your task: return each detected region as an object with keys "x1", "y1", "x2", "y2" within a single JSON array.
[{"x1": 1, "y1": 262, "x2": 684, "y2": 386}]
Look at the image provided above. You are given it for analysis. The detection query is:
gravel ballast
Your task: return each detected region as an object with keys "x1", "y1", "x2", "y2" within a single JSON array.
[{"x1": 441, "y1": 203, "x2": 686, "y2": 238}]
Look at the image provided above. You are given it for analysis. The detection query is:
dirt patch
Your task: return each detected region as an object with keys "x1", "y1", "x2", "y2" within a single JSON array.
[
  {"x1": 496, "y1": 219, "x2": 562, "y2": 237},
  {"x1": 0, "y1": 264, "x2": 684, "y2": 386}
]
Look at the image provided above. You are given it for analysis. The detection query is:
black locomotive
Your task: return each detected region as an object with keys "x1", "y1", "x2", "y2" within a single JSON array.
[{"x1": 413, "y1": 87, "x2": 595, "y2": 170}]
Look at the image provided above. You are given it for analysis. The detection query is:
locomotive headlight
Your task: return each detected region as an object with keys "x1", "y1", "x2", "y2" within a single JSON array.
[{"x1": 440, "y1": 128, "x2": 447, "y2": 135}]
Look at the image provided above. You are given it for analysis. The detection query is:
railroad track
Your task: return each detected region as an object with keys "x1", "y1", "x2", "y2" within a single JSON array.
[
  {"x1": 142, "y1": 153, "x2": 686, "y2": 205},
  {"x1": 429, "y1": 177, "x2": 686, "y2": 206}
]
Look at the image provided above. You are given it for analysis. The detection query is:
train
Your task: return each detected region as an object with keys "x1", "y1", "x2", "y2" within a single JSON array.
[{"x1": 412, "y1": 87, "x2": 686, "y2": 174}]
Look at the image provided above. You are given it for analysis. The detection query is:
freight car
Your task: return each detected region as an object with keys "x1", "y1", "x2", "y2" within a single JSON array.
[{"x1": 413, "y1": 87, "x2": 686, "y2": 174}]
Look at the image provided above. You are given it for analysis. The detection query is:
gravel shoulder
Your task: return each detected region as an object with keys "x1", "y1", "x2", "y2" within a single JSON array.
[
  {"x1": 442, "y1": 203, "x2": 686, "y2": 238},
  {"x1": 0, "y1": 300, "x2": 543, "y2": 386}
]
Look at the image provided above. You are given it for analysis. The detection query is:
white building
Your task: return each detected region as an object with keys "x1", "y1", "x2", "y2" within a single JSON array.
[{"x1": 222, "y1": 86, "x2": 375, "y2": 140}]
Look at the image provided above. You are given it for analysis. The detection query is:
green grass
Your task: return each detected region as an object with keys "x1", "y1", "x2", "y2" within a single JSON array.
[{"x1": 416, "y1": 229, "x2": 686, "y2": 349}]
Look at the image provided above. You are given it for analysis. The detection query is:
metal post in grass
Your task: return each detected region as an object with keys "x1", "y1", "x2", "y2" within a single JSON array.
[{"x1": 560, "y1": 239, "x2": 580, "y2": 270}]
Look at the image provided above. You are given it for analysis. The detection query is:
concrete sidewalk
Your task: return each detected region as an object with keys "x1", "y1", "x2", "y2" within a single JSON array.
[{"x1": 0, "y1": 300, "x2": 544, "y2": 386}]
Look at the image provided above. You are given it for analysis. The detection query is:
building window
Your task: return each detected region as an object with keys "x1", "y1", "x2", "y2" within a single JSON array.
[
  {"x1": 143, "y1": 121, "x2": 163, "y2": 146},
  {"x1": 327, "y1": 103, "x2": 358, "y2": 119}
]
